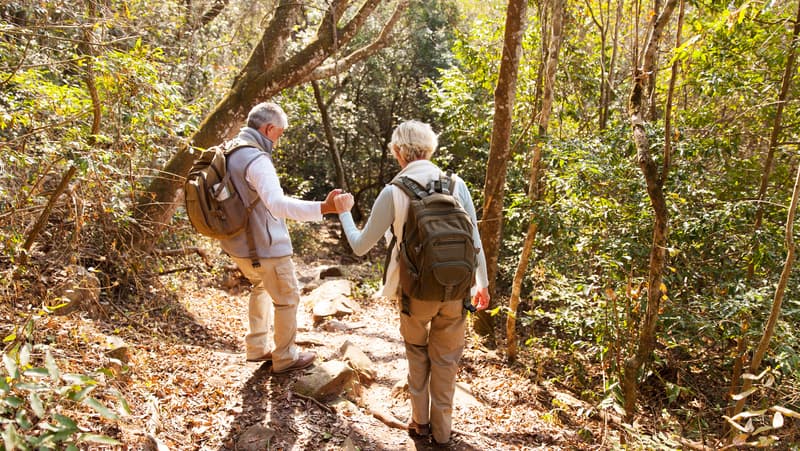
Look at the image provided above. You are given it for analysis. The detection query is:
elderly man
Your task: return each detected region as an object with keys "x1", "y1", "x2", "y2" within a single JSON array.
[{"x1": 219, "y1": 101, "x2": 340, "y2": 373}]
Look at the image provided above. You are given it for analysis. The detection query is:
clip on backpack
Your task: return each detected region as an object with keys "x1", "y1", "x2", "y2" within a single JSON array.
[
  {"x1": 184, "y1": 140, "x2": 262, "y2": 267},
  {"x1": 390, "y1": 173, "x2": 478, "y2": 303}
]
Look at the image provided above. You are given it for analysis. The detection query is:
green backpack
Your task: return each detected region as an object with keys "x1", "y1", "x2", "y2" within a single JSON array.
[
  {"x1": 391, "y1": 173, "x2": 477, "y2": 302},
  {"x1": 184, "y1": 139, "x2": 261, "y2": 264}
]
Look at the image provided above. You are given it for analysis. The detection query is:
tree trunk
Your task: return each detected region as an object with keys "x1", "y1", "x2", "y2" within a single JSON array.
[
  {"x1": 730, "y1": 156, "x2": 800, "y2": 425},
  {"x1": 730, "y1": 0, "x2": 800, "y2": 426},
  {"x1": 132, "y1": 0, "x2": 408, "y2": 250},
  {"x1": 507, "y1": 0, "x2": 564, "y2": 363},
  {"x1": 747, "y1": 1, "x2": 800, "y2": 278},
  {"x1": 621, "y1": 0, "x2": 677, "y2": 421},
  {"x1": 312, "y1": 80, "x2": 350, "y2": 193},
  {"x1": 474, "y1": 0, "x2": 529, "y2": 342}
]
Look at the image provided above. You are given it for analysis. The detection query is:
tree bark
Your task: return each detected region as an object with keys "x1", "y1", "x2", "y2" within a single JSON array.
[
  {"x1": 132, "y1": 0, "x2": 408, "y2": 249},
  {"x1": 621, "y1": 0, "x2": 677, "y2": 421},
  {"x1": 473, "y1": 0, "x2": 529, "y2": 341},
  {"x1": 507, "y1": 0, "x2": 564, "y2": 363}
]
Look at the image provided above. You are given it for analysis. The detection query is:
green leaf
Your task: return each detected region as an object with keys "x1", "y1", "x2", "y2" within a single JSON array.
[
  {"x1": 2, "y1": 333, "x2": 15, "y2": 343},
  {"x1": 22, "y1": 367, "x2": 50, "y2": 378},
  {"x1": 45, "y1": 350, "x2": 60, "y2": 380},
  {"x1": 29, "y1": 392, "x2": 45, "y2": 418},
  {"x1": 61, "y1": 373, "x2": 96, "y2": 385},
  {"x1": 2, "y1": 422, "x2": 24, "y2": 450},
  {"x1": 19, "y1": 343, "x2": 31, "y2": 368},
  {"x1": 78, "y1": 433, "x2": 122, "y2": 445},
  {"x1": 14, "y1": 409, "x2": 32, "y2": 430},
  {"x1": 3, "y1": 353, "x2": 18, "y2": 378},
  {"x1": 14, "y1": 382, "x2": 49, "y2": 392},
  {"x1": 109, "y1": 389, "x2": 132, "y2": 416},
  {"x1": 3, "y1": 396, "x2": 23, "y2": 408},
  {"x1": 83, "y1": 397, "x2": 120, "y2": 420},
  {"x1": 53, "y1": 413, "x2": 79, "y2": 430},
  {"x1": 67, "y1": 385, "x2": 96, "y2": 402}
]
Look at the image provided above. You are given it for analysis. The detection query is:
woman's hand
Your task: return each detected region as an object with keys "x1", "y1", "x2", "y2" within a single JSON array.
[{"x1": 472, "y1": 287, "x2": 490, "y2": 311}]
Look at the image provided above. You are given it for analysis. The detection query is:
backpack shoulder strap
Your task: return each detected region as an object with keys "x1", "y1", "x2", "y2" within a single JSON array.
[{"x1": 391, "y1": 176, "x2": 428, "y2": 199}]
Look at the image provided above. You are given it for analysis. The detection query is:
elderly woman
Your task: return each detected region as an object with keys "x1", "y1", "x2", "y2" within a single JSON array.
[{"x1": 333, "y1": 120, "x2": 489, "y2": 446}]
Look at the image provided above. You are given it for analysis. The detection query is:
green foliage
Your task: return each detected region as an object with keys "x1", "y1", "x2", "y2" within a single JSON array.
[{"x1": 1, "y1": 320, "x2": 126, "y2": 450}]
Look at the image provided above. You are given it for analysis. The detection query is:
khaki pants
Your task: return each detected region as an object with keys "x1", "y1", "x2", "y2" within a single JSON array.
[
  {"x1": 400, "y1": 297, "x2": 465, "y2": 444},
  {"x1": 231, "y1": 255, "x2": 300, "y2": 371}
]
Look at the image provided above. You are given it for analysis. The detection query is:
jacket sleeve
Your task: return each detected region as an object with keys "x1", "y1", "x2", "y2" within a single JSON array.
[
  {"x1": 338, "y1": 185, "x2": 395, "y2": 256},
  {"x1": 245, "y1": 156, "x2": 323, "y2": 222}
]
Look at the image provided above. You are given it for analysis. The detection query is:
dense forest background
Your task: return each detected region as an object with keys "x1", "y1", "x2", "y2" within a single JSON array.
[{"x1": 2, "y1": 0, "x2": 800, "y2": 448}]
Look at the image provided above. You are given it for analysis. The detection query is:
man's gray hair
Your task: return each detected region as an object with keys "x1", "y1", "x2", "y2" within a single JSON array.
[{"x1": 247, "y1": 102, "x2": 289, "y2": 129}]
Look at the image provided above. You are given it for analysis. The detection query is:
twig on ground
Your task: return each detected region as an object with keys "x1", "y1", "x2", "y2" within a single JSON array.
[{"x1": 290, "y1": 391, "x2": 335, "y2": 414}]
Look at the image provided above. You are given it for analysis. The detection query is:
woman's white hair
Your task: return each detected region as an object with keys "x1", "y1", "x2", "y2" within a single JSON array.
[{"x1": 389, "y1": 120, "x2": 438, "y2": 162}]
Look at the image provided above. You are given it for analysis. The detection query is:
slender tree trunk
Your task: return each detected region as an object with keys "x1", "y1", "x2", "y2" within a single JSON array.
[
  {"x1": 474, "y1": 0, "x2": 530, "y2": 342},
  {"x1": 730, "y1": 156, "x2": 800, "y2": 425},
  {"x1": 730, "y1": 0, "x2": 800, "y2": 424},
  {"x1": 312, "y1": 80, "x2": 350, "y2": 192},
  {"x1": 622, "y1": 0, "x2": 677, "y2": 421},
  {"x1": 507, "y1": 0, "x2": 564, "y2": 363},
  {"x1": 132, "y1": 0, "x2": 407, "y2": 250},
  {"x1": 747, "y1": 1, "x2": 800, "y2": 278},
  {"x1": 602, "y1": 0, "x2": 623, "y2": 130}
]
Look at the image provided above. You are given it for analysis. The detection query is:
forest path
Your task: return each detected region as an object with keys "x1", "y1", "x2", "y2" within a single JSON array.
[{"x1": 114, "y1": 224, "x2": 606, "y2": 450}]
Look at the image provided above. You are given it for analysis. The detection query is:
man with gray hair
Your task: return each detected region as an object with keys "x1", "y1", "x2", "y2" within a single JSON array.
[{"x1": 219, "y1": 101, "x2": 340, "y2": 373}]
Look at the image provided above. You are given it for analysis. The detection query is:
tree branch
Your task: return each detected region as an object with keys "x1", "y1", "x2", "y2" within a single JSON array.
[{"x1": 307, "y1": 0, "x2": 408, "y2": 81}]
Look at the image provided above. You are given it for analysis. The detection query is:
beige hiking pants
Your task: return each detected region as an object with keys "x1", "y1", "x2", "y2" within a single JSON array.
[
  {"x1": 231, "y1": 255, "x2": 300, "y2": 370},
  {"x1": 400, "y1": 297, "x2": 466, "y2": 444}
]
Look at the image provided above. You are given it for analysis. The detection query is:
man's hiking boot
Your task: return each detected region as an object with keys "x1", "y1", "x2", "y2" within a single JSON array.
[
  {"x1": 246, "y1": 352, "x2": 272, "y2": 363},
  {"x1": 407, "y1": 421, "x2": 431, "y2": 438},
  {"x1": 272, "y1": 351, "x2": 316, "y2": 374}
]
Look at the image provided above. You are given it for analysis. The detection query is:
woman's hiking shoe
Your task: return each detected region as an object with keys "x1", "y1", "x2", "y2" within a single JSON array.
[
  {"x1": 271, "y1": 351, "x2": 316, "y2": 374},
  {"x1": 246, "y1": 352, "x2": 272, "y2": 363},
  {"x1": 407, "y1": 421, "x2": 430, "y2": 438}
]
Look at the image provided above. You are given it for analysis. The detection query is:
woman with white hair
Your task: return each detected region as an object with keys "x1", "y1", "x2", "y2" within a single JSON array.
[{"x1": 333, "y1": 120, "x2": 489, "y2": 446}]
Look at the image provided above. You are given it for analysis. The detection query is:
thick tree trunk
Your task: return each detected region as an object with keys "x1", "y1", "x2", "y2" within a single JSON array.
[
  {"x1": 132, "y1": 0, "x2": 407, "y2": 249},
  {"x1": 621, "y1": 0, "x2": 677, "y2": 421},
  {"x1": 507, "y1": 0, "x2": 564, "y2": 363},
  {"x1": 474, "y1": 0, "x2": 529, "y2": 342}
]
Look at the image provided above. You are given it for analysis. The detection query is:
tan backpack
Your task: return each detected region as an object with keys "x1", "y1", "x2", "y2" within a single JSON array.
[{"x1": 184, "y1": 139, "x2": 261, "y2": 265}]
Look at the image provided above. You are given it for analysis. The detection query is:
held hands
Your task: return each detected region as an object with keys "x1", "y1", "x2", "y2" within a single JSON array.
[
  {"x1": 333, "y1": 192, "x2": 354, "y2": 214},
  {"x1": 472, "y1": 287, "x2": 490, "y2": 312},
  {"x1": 321, "y1": 189, "x2": 343, "y2": 215}
]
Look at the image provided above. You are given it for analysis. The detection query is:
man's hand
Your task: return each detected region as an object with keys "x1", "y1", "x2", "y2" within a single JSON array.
[
  {"x1": 472, "y1": 287, "x2": 490, "y2": 311},
  {"x1": 333, "y1": 193, "x2": 354, "y2": 214},
  {"x1": 321, "y1": 189, "x2": 343, "y2": 215}
]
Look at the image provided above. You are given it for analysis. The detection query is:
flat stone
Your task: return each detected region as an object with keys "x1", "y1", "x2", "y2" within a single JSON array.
[
  {"x1": 292, "y1": 360, "x2": 355, "y2": 401},
  {"x1": 236, "y1": 424, "x2": 275, "y2": 451}
]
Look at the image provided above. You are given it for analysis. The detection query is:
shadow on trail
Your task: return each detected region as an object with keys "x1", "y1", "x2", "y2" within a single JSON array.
[{"x1": 101, "y1": 281, "x2": 242, "y2": 353}]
